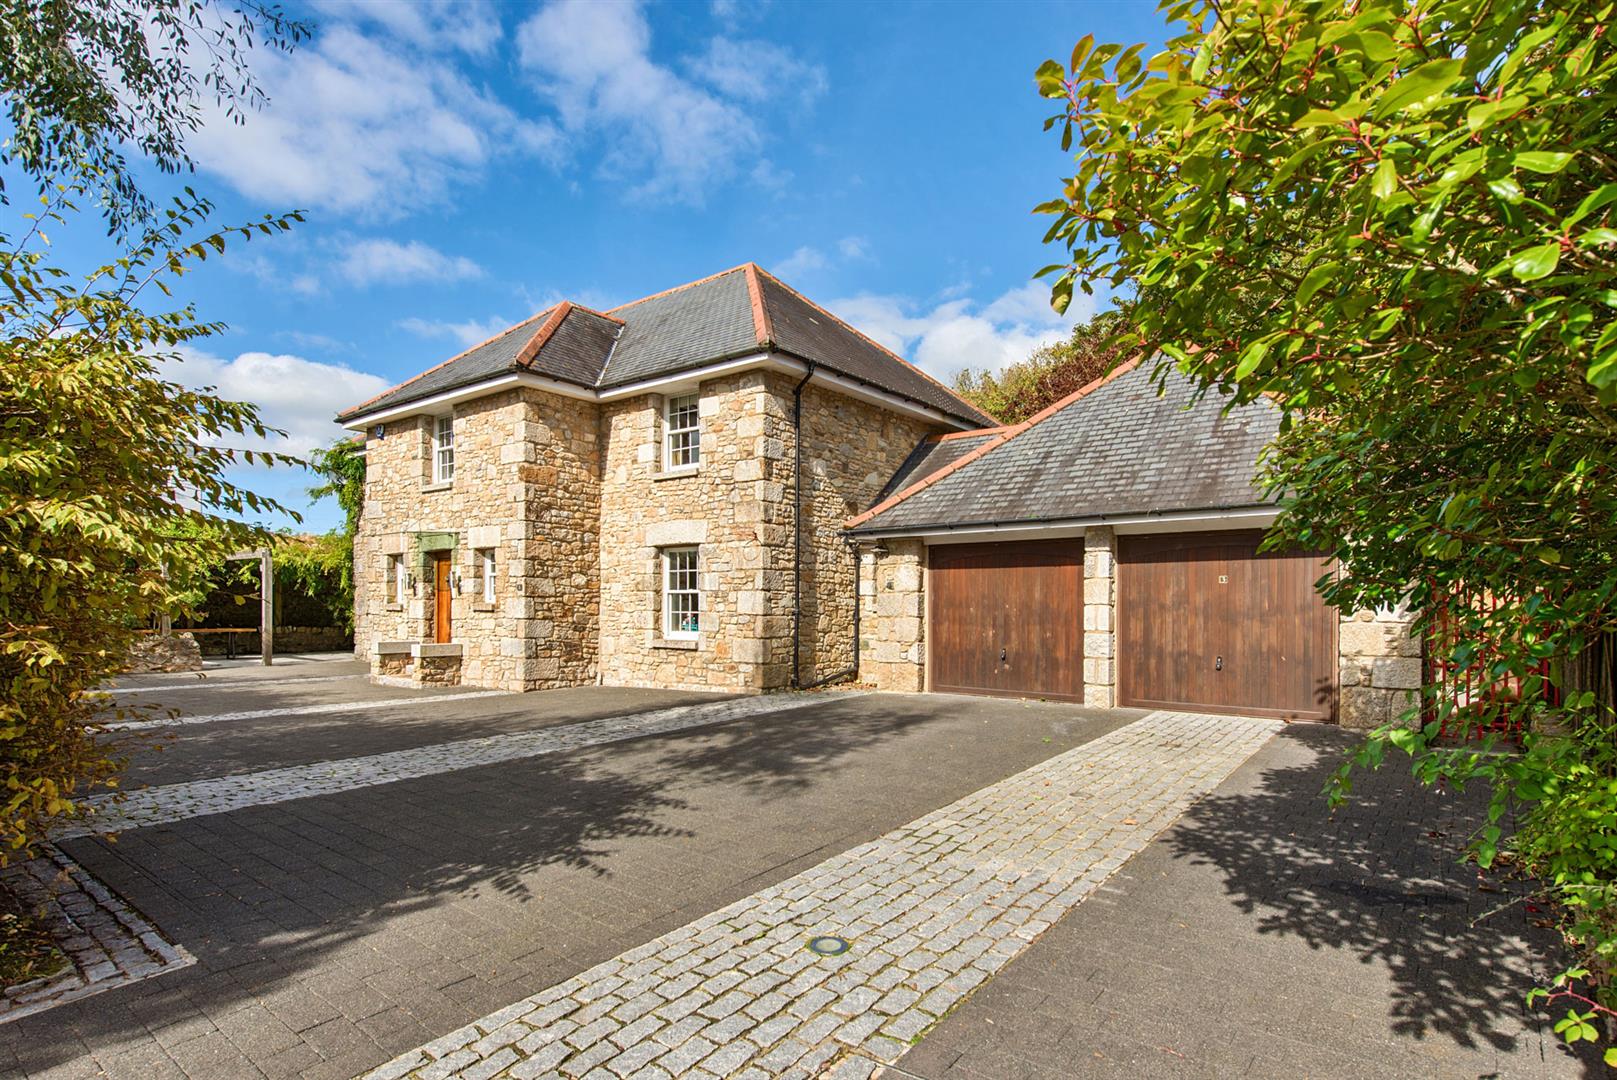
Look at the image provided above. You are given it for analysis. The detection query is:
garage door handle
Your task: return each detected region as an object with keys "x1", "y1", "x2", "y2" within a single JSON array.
[{"x1": 1215, "y1": 655, "x2": 1223, "y2": 671}]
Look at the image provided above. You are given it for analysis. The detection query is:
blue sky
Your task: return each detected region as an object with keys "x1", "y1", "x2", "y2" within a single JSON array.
[{"x1": 42, "y1": 0, "x2": 1173, "y2": 531}]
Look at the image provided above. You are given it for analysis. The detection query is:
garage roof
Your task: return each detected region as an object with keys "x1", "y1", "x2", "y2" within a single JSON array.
[
  {"x1": 847, "y1": 360, "x2": 1281, "y2": 535},
  {"x1": 339, "y1": 264, "x2": 992, "y2": 427}
]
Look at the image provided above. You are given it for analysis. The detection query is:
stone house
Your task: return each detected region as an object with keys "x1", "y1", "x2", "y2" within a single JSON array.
[
  {"x1": 340, "y1": 264, "x2": 1417, "y2": 727},
  {"x1": 845, "y1": 358, "x2": 1420, "y2": 729},
  {"x1": 337, "y1": 264, "x2": 993, "y2": 695}
]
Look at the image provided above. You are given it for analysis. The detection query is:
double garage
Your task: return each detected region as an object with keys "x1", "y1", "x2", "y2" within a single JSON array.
[{"x1": 926, "y1": 531, "x2": 1339, "y2": 721}]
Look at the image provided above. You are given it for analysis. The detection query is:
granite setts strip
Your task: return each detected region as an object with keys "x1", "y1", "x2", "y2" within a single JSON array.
[
  {"x1": 57, "y1": 692, "x2": 867, "y2": 840},
  {"x1": 365, "y1": 711, "x2": 1279, "y2": 1080}
]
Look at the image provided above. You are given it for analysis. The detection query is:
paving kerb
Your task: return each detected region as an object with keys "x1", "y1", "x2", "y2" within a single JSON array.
[
  {"x1": 366, "y1": 710, "x2": 1279, "y2": 1079},
  {"x1": 58, "y1": 692, "x2": 872, "y2": 840}
]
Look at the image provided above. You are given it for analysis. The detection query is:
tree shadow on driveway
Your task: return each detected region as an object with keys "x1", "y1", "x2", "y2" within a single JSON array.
[
  {"x1": 1164, "y1": 723, "x2": 1585, "y2": 1064},
  {"x1": 4, "y1": 692, "x2": 1125, "y2": 1076}
]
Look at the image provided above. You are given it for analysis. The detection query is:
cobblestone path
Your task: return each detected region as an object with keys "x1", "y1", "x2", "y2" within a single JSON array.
[
  {"x1": 366, "y1": 711, "x2": 1279, "y2": 1080},
  {"x1": 60, "y1": 692, "x2": 862, "y2": 841},
  {"x1": 105, "y1": 690, "x2": 510, "y2": 731}
]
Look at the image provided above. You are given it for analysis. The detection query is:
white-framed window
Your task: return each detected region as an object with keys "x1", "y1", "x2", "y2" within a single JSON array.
[
  {"x1": 477, "y1": 547, "x2": 496, "y2": 603},
  {"x1": 661, "y1": 546, "x2": 700, "y2": 639},
  {"x1": 433, "y1": 414, "x2": 455, "y2": 483},
  {"x1": 386, "y1": 553, "x2": 406, "y2": 605},
  {"x1": 663, "y1": 393, "x2": 700, "y2": 470}
]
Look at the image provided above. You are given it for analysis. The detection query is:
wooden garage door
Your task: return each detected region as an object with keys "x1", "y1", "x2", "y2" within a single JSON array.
[
  {"x1": 929, "y1": 540, "x2": 1084, "y2": 702},
  {"x1": 1118, "y1": 531, "x2": 1337, "y2": 721}
]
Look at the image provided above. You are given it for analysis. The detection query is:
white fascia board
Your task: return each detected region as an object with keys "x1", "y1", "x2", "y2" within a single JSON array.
[
  {"x1": 341, "y1": 373, "x2": 597, "y2": 430},
  {"x1": 595, "y1": 353, "x2": 775, "y2": 400},
  {"x1": 854, "y1": 506, "x2": 1280, "y2": 545}
]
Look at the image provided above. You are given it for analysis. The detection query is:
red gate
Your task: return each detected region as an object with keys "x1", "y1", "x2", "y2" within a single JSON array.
[{"x1": 1424, "y1": 583, "x2": 1556, "y2": 739}]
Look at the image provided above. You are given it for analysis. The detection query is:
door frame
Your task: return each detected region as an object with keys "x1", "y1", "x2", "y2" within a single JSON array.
[
  {"x1": 1116, "y1": 530, "x2": 1338, "y2": 721},
  {"x1": 432, "y1": 552, "x2": 453, "y2": 644}
]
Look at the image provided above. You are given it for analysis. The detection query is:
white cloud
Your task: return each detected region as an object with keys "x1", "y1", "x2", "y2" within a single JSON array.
[
  {"x1": 398, "y1": 315, "x2": 514, "y2": 349},
  {"x1": 190, "y1": 25, "x2": 561, "y2": 215},
  {"x1": 687, "y1": 36, "x2": 827, "y2": 105},
  {"x1": 516, "y1": 0, "x2": 819, "y2": 204},
  {"x1": 769, "y1": 235, "x2": 872, "y2": 283},
  {"x1": 335, "y1": 239, "x2": 484, "y2": 287},
  {"x1": 775, "y1": 246, "x2": 829, "y2": 278},
  {"x1": 828, "y1": 280, "x2": 1098, "y2": 384},
  {"x1": 161, "y1": 348, "x2": 389, "y2": 457},
  {"x1": 309, "y1": 0, "x2": 502, "y2": 56}
]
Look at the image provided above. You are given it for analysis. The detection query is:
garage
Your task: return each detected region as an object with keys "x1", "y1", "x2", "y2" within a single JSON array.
[
  {"x1": 928, "y1": 539, "x2": 1084, "y2": 701},
  {"x1": 1117, "y1": 531, "x2": 1337, "y2": 720}
]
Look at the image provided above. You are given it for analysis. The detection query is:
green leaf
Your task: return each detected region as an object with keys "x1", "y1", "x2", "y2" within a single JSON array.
[
  {"x1": 1294, "y1": 109, "x2": 1349, "y2": 128},
  {"x1": 1372, "y1": 58, "x2": 1464, "y2": 116},
  {"x1": 1514, "y1": 151, "x2": 1573, "y2": 174},
  {"x1": 1371, "y1": 158, "x2": 1398, "y2": 201},
  {"x1": 1035, "y1": 59, "x2": 1067, "y2": 98},
  {"x1": 1234, "y1": 338, "x2": 1270, "y2": 380},
  {"x1": 1297, "y1": 261, "x2": 1339, "y2": 304},
  {"x1": 1191, "y1": 38, "x2": 1214, "y2": 82},
  {"x1": 1509, "y1": 243, "x2": 1561, "y2": 281},
  {"x1": 1487, "y1": 176, "x2": 1524, "y2": 204}
]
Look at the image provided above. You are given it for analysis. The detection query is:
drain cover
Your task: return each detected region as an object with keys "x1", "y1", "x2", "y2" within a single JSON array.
[{"x1": 807, "y1": 935, "x2": 850, "y2": 956}]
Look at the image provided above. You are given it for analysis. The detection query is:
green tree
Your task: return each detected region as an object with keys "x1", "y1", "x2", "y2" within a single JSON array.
[
  {"x1": 1, "y1": 190, "x2": 301, "y2": 856},
  {"x1": 1035, "y1": 0, "x2": 1616, "y2": 1048},
  {"x1": 0, "y1": 0, "x2": 308, "y2": 235},
  {"x1": 953, "y1": 309, "x2": 1130, "y2": 423},
  {"x1": 1, "y1": 0, "x2": 309, "y2": 857}
]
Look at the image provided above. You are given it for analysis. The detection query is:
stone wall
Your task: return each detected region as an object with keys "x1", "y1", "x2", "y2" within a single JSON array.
[
  {"x1": 857, "y1": 538, "x2": 927, "y2": 692},
  {"x1": 353, "y1": 386, "x2": 600, "y2": 691},
  {"x1": 1081, "y1": 526, "x2": 1116, "y2": 708},
  {"x1": 1338, "y1": 606, "x2": 1422, "y2": 729},
  {"x1": 796, "y1": 382, "x2": 938, "y2": 687},
  {"x1": 194, "y1": 626, "x2": 351, "y2": 656},
  {"x1": 357, "y1": 368, "x2": 944, "y2": 695},
  {"x1": 124, "y1": 633, "x2": 202, "y2": 674},
  {"x1": 598, "y1": 372, "x2": 813, "y2": 692}
]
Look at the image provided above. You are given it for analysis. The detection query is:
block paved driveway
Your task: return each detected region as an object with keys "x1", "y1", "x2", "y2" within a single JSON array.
[{"x1": 1, "y1": 661, "x2": 1583, "y2": 1079}]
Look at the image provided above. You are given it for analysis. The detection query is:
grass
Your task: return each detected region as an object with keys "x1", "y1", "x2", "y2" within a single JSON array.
[{"x1": 0, "y1": 883, "x2": 69, "y2": 989}]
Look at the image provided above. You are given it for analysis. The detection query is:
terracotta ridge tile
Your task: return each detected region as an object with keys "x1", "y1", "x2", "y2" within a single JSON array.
[
  {"x1": 744, "y1": 263, "x2": 774, "y2": 346},
  {"x1": 514, "y1": 302, "x2": 574, "y2": 369},
  {"x1": 338, "y1": 308, "x2": 555, "y2": 420},
  {"x1": 843, "y1": 355, "x2": 1144, "y2": 530},
  {"x1": 935, "y1": 426, "x2": 1009, "y2": 442}
]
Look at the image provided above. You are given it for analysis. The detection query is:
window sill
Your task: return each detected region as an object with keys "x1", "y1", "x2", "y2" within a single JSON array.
[
  {"x1": 421, "y1": 480, "x2": 454, "y2": 493},
  {"x1": 652, "y1": 638, "x2": 699, "y2": 651},
  {"x1": 652, "y1": 466, "x2": 700, "y2": 482},
  {"x1": 472, "y1": 601, "x2": 496, "y2": 612},
  {"x1": 385, "y1": 603, "x2": 404, "y2": 612}
]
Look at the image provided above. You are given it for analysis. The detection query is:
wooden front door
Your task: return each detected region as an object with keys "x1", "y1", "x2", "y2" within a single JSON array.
[
  {"x1": 928, "y1": 539, "x2": 1084, "y2": 702},
  {"x1": 1117, "y1": 531, "x2": 1337, "y2": 721},
  {"x1": 433, "y1": 553, "x2": 453, "y2": 644}
]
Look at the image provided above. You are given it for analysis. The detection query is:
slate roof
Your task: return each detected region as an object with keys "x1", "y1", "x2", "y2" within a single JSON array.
[
  {"x1": 872, "y1": 430, "x2": 1006, "y2": 503},
  {"x1": 339, "y1": 265, "x2": 992, "y2": 426},
  {"x1": 848, "y1": 360, "x2": 1281, "y2": 534}
]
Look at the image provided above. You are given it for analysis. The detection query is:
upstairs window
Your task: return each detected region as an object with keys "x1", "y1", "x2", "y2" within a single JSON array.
[
  {"x1": 662, "y1": 547, "x2": 700, "y2": 639},
  {"x1": 433, "y1": 415, "x2": 455, "y2": 483},
  {"x1": 478, "y1": 547, "x2": 496, "y2": 603},
  {"x1": 664, "y1": 393, "x2": 700, "y2": 470}
]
